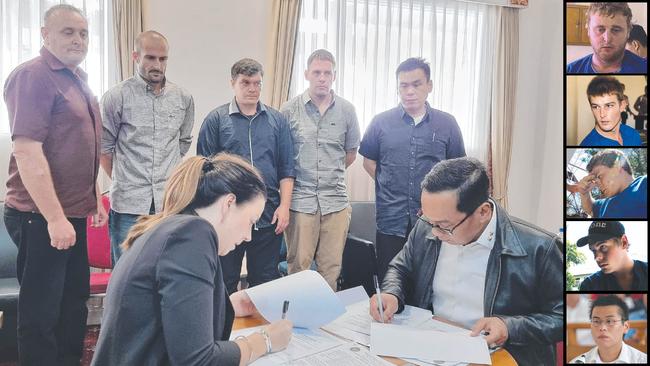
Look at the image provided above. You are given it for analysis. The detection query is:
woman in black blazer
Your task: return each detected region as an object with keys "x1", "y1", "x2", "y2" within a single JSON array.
[{"x1": 92, "y1": 154, "x2": 292, "y2": 366}]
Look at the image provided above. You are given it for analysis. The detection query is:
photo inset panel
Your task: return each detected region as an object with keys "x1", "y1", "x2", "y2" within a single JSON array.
[
  {"x1": 566, "y1": 148, "x2": 647, "y2": 218},
  {"x1": 566, "y1": 293, "x2": 647, "y2": 363},
  {"x1": 566, "y1": 75, "x2": 647, "y2": 146},
  {"x1": 565, "y1": 220, "x2": 647, "y2": 291},
  {"x1": 566, "y1": 2, "x2": 648, "y2": 74}
]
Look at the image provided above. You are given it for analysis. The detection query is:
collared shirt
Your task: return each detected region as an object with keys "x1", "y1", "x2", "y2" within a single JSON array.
[
  {"x1": 567, "y1": 50, "x2": 647, "y2": 74},
  {"x1": 280, "y1": 90, "x2": 360, "y2": 215},
  {"x1": 101, "y1": 73, "x2": 195, "y2": 215},
  {"x1": 431, "y1": 200, "x2": 497, "y2": 329},
  {"x1": 4, "y1": 47, "x2": 100, "y2": 218},
  {"x1": 579, "y1": 260, "x2": 648, "y2": 291},
  {"x1": 570, "y1": 343, "x2": 647, "y2": 363},
  {"x1": 196, "y1": 100, "x2": 294, "y2": 228},
  {"x1": 580, "y1": 124, "x2": 642, "y2": 147},
  {"x1": 359, "y1": 103, "x2": 466, "y2": 237},
  {"x1": 592, "y1": 175, "x2": 647, "y2": 219}
]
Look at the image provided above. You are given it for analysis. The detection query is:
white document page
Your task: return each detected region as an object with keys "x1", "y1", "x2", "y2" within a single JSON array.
[
  {"x1": 244, "y1": 270, "x2": 345, "y2": 328},
  {"x1": 290, "y1": 342, "x2": 394, "y2": 366},
  {"x1": 230, "y1": 325, "x2": 345, "y2": 365},
  {"x1": 401, "y1": 358, "x2": 468, "y2": 366},
  {"x1": 415, "y1": 317, "x2": 470, "y2": 335},
  {"x1": 370, "y1": 323, "x2": 491, "y2": 365},
  {"x1": 323, "y1": 300, "x2": 433, "y2": 342},
  {"x1": 336, "y1": 285, "x2": 369, "y2": 306}
]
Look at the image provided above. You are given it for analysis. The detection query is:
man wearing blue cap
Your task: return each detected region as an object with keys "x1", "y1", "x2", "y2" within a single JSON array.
[{"x1": 578, "y1": 221, "x2": 648, "y2": 291}]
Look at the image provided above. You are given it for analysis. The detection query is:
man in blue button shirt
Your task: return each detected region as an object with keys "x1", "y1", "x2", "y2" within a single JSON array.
[
  {"x1": 566, "y1": 2, "x2": 647, "y2": 74},
  {"x1": 580, "y1": 76, "x2": 642, "y2": 146},
  {"x1": 197, "y1": 58, "x2": 295, "y2": 293},
  {"x1": 577, "y1": 221, "x2": 647, "y2": 291},
  {"x1": 359, "y1": 57, "x2": 466, "y2": 279},
  {"x1": 572, "y1": 149, "x2": 647, "y2": 218}
]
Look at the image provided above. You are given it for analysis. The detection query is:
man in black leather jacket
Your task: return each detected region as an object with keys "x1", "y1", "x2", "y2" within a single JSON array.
[{"x1": 369, "y1": 157, "x2": 563, "y2": 365}]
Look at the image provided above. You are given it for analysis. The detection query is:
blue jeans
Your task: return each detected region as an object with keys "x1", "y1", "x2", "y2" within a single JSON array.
[{"x1": 109, "y1": 210, "x2": 141, "y2": 266}]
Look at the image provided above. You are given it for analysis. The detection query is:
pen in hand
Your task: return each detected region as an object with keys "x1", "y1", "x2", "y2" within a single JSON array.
[
  {"x1": 281, "y1": 300, "x2": 290, "y2": 320},
  {"x1": 373, "y1": 275, "x2": 385, "y2": 323}
]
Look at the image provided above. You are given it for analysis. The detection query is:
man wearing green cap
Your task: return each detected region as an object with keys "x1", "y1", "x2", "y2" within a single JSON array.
[{"x1": 578, "y1": 221, "x2": 647, "y2": 291}]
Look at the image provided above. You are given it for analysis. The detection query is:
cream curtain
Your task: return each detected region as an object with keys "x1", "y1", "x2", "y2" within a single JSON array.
[
  {"x1": 290, "y1": 0, "x2": 503, "y2": 201},
  {"x1": 112, "y1": 0, "x2": 143, "y2": 81},
  {"x1": 265, "y1": 0, "x2": 302, "y2": 109},
  {"x1": 488, "y1": 7, "x2": 518, "y2": 209}
]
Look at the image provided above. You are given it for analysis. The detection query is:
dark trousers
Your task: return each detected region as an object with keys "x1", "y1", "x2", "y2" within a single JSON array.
[
  {"x1": 220, "y1": 224, "x2": 282, "y2": 294},
  {"x1": 635, "y1": 115, "x2": 646, "y2": 130},
  {"x1": 3, "y1": 206, "x2": 89, "y2": 366},
  {"x1": 376, "y1": 222, "x2": 412, "y2": 281}
]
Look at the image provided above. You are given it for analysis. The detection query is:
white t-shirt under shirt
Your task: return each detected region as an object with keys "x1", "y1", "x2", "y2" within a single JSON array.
[{"x1": 431, "y1": 201, "x2": 497, "y2": 329}]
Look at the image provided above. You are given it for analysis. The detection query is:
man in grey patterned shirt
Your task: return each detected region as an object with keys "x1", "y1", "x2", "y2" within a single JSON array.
[
  {"x1": 100, "y1": 31, "x2": 194, "y2": 264},
  {"x1": 281, "y1": 49, "x2": 360, "y2": 290}
]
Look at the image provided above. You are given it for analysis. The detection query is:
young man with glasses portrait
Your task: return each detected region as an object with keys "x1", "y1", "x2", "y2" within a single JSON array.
[
  {"x1": 570, "y1": 295, "x2": 647, "y2": 363},
  {"x1": 577, "y1": 221, "x2": 648, "y2": 291},
  {"x1": 368, "y1": 157, "x2": 564, "y2": 366}
]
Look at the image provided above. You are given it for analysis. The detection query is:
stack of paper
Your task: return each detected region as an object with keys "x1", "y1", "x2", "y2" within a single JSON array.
[
  {"x1": 322, "y1": 299, "x2": 464, "y2": 346},
  {"x1": 230, "y1": 325, "x2": 345, "y2": 365},
  {"x1": 370, "y1": 323, "x2": 491, "y2": 365}
]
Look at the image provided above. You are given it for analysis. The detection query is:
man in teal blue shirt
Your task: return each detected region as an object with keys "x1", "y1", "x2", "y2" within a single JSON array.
[{"x1": 579, "y1": 76, "x2": 642, "y2": 147}]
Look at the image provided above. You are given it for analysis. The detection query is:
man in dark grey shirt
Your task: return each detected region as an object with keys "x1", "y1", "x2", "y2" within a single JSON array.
[
  {"x1": 281, "y1": 49, "x2": 360, "y2": 290},
  {"x1": 100, "y1": 31, "x2": 194, "y2": 264},
  {"x1": 197, "y1": 58, "x2": 294, "y2": 294}
]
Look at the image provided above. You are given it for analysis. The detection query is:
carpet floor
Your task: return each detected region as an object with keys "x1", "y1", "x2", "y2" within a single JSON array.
[{"x1": 0, "y1": 325, "x2": 100, "y2": 366}]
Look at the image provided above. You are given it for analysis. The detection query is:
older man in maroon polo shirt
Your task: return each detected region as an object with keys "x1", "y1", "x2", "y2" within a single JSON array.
[{"x1": 2, "y1": 4, "x2": 106, "y2": 365}]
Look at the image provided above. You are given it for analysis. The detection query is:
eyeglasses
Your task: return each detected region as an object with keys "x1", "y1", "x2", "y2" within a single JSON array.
[
  {"x1": 417, "y1": 211, "x2": 471, "y2": 236},
  {"x1": 591, "y1": 318, "x2": 624, "y2": 328}
]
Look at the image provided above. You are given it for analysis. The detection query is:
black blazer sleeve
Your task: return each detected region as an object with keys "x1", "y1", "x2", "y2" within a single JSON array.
[{"x1": 156, "y1": 219, "x2": 240, "y2": 366}]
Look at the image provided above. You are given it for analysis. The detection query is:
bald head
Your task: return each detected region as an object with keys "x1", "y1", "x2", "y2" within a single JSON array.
[
  {"x1": 133, "y1": 31, "x2": 169, "y2": 89},
  {"x1": 44, "y1": 4, "x2": 85, "y2": 28},
  {"x1": 134, "y1": 31, "x2": 169, "y2": 54}
]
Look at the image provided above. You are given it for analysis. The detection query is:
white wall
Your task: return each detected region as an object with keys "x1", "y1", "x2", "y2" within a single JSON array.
[
  {"x1": 142, "y1": 0, "x2": 273, "y2": 155},
  {"x1": 508, "y1": 0, "x2": 563, "y2": 233}
]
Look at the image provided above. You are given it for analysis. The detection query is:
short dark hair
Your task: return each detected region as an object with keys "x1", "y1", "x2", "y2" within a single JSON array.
[
  {"x1": 396, "y1": 57, "x2": 430, "y2": 81},
  {"x1": 421, "y1": 157, "x2": 489, "y2": 214},
  {"x1": 627, "y1": 24, "x2": 647, "y2": 47},
  {"x1": 590, "y1": 295, "x2": 629, "y2": 322},
  {"x1": 586, "y1": 76, "x2": 626, "y2": 103},
  {"x1": 307, "y1": 49, "x2": 336, "y2": 69},
  {"x1": 231, "y1": 58, "x2": 264, "y2": 80},
  {"x1": 586, "y1": 149, "x2": 633, "y2": 176}
]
